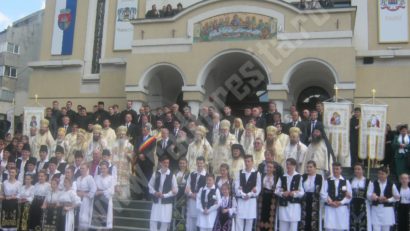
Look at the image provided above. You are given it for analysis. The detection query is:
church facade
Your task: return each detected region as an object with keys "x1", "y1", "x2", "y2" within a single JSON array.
[{"x1": 29, "y1": 0, "x2": 410, "y2": 125}]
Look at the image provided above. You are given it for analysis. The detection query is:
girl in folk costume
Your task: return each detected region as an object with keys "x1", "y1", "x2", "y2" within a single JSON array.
[
  {"x1": 76, "y1": 163, "x2": 97, "y2": 230},
  {"x1": 17, "y1": 174, "x2": 35, "y2": 231},
  {"x1": 174, "y1": 157, "x2": 190, "y2": 229},
  {"x1": 299, "y1": 160, "x2": 323, "y2": 231},
  {"x1": 392, "y1": 124, "x2": 410, "y2": 176},
  {"x1": 41, "y1": 178, "x2": 62, "y2": 231},
  {"x1": 397, "y1": 173, "x2": 410, "y2": 231},
  {"x1": 367, "y1": 167, "x2": 399, "y2": 231},
  {"x1": 215, "y1": 164, "x2": 233, "y2": 194},
  {"x1": 90, "y1": 161, "x2": 115, "y2": 230},
  {"x1": 257, "y1": 161, "x2": 278, "y2": 231},
  {"x1": 274, "y1": 158, "x2": 305, "y2": 231},
  {"x1": 213, "y1": 183, "x2": 236, "y2": 231},
  {"x1": 196, "y1": 174, "x2": 221, "y2": 231},
  {"x1": 28, "y1": 170, "x2": 51, "y2": 231},
  {"x1": 349, "y1": 163, "x2": 372, "y2": 231},
  {"x1": 59, "y1": 166, "x2": 77, "y2": 191},
  {"x1": 321, "y1": 162, "x2": 352, "y2": 231},
  {"x1": 148, "y1": 156, "x2": 178, "y2": 231},
  {"x1": 185, "y1": 156, "x2": 207, "y2": 231},
  {"x1": 230, "y1": 144, "x2": 245, "y2": 180},
  {"x1": 1, "y1": 167, "x2": 21, "y2": 231},
  {"x1": 58, "y1": 178, "x2": 81, "y2": 231},
  {"x1": 234, "y1": 155, "x2": 261, "y2": 231}
]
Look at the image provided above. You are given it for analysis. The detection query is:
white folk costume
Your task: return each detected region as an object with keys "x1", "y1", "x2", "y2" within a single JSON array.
[
  {"x1": 2, "y1": 180, "x2": 21, "y2": 230},
  {"x1": 302, "y1": 140, "x2": 330, "y2": 175},
  {"x1": 299, "y1": 174, "x2": 323, "y2": 231},
  {"x1": 148, "y1": 168, "x2": 178, "y2": 231},
  {"x1": 321, "y1": 175, "x2": 352, "y2": 231},
  {"x1": 42, "y1": 189, "x2": 62, "y2": 230},
  {"x1": 196, "y1": 185, "x2": 221, "y2": 231},
  {"x1": 212, "y1": 120, "x2": 238, "y2": 175},
  {"x1": 111, "y1": 126, "x2": 134, "y2": 200},
  {"x1": 101, "y1": 126, "x2": 117, "y2": 148},
  {"x1": 349, "y1": 177, "x2": 372, "y2": 231},
  {"x1": 185, "y1": 169, "x2": 207, "y2": 231},
  {"x1": 32, "y1": 119, "x2": 56, "y2": 160},
  {"x1": 275, "y1": 171, "x2": 305, "y2": 231},
  {"x1": 367, "y1": 179, "x2": 399, "y2": 230},
  {"x1": 29, "y1": 181, "x2": 51, "y2": 230},
  {"x1": 17, "y1": 184, "x2": 34, "y2": 231},
  {"x1": 76, "y1": 174, "x2": 97, "y2": 229},
  {"x1": 58, "y1": 188, "x2": 81, "y2": 231},
  {"x1": 235, "y1": 168, "x2": 261, "y2": 231},
  {"x1": 90, "y1": 174, "x2": 115, "y2": 229},
  {"x1": 186, "y1": 126, "x2": 213, "y2": 171}
]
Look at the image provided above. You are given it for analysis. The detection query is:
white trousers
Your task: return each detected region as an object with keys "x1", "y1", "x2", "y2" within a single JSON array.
[
  {"x1": 150, "y1": 221, "x2": 169, "y2": 231},
  {"x1": 279, "y1": 221, "x2": 298, "y2": 231},
  {"x1": 235, "y1": 218, "x2": 253, "y2": 231},
  {"x1": 372, "y1": 225, "x2": 391, "y2": 231},
  {"x1": 186, "y1": 217, "x2": 197, "y2": 231}
]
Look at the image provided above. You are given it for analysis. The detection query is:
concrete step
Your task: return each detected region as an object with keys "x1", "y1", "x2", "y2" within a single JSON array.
[
  {"x1": 114, "y1": 207, "x2": 151, "y2": 219},
  {"x1": 113, "y1": 199, "x2": 153, "y2": 209},
  {"x1": 113, "y1": 225, "x2": 150, "y2": 231},
  {"x1": 114, "y1": 216, "x2": 150, "y2": 229}
]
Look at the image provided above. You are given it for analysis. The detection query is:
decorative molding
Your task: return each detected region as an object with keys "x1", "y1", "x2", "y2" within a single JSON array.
[
  {"x1": 267, "y1": 84, "x2": 289, "y2": 92},
  {"x1": 28, "y1": 60, "x2": 83, "y2": 68},
  {"x1": 356, "y1": 49, "x2": 410, "y2": 58},
  {"x1": 182, "y1": 86, "x2": 205, "y2": 94},
  {"x1": 335, "y1": 82, "x2": 356, "y2": 90},
  {"x1": 125, "y1": 85, "x2": 148, "y2": 94},
  {"x1": 99, "y1": 57, "x2": 127, "y2": 65}
]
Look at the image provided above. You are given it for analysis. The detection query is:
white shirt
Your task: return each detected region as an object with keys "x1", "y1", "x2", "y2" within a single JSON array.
[
  {"x1": 303, "y1": 175, "x2": 317, "y2": 193},
  {"x1": 400, "y1": 187, "x2": 410, "y2": 204}
]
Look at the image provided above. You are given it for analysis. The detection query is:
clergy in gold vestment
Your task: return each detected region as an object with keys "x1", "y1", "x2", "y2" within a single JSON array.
[
  {"x1": 283, "y1": 127, "x2": 307, "y2": 172},
  {"x1": 186, "y1": 125, "x2": 213, "y2": 172},
  {"x1": 240, "y1": 123, "x2": 256, "y2": 155},
  {"x1": 212, "y1": 120, "x2": 238, "y2": 175},
  {"x1": 302, "y1": 129, "x2": 332, "y2": 176},
  {"x1": 112, "y1": 126, "x2": 134, "y2": 200},
  {"x1": 265, "y1": 126, "x2": 284, "y2": 166},
  {"x1": 32, "y1": 119, "x2": 55, "y2": 160}
]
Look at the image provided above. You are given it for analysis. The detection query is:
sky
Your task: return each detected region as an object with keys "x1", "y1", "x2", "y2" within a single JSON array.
[{"x1": 0, "y1": 0, "x2": 45, "y2": 31}]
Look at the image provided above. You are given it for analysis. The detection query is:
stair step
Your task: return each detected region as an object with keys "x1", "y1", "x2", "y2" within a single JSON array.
[
  {"x1": 113, "y1": 225, "x2": 150, "y2": 231},
  {"x1": 114, "y1": 207, "x2": 151, "y2": 218},
  {"x1": 113, "y1": 200, "x2": 153, "y2": 209},
  {"x1": 113, "y1": 216, "x2": 150, "y2": 229}
]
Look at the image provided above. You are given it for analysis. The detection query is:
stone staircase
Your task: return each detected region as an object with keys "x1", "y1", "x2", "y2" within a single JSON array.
[{"x1": 113, "y1": 199, "x2": 152, "y2": 231}]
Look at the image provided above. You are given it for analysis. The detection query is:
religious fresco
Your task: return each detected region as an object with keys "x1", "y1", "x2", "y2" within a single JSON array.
[{"x1": 193, "y1": 13, "x2": 278, "y2": 42}]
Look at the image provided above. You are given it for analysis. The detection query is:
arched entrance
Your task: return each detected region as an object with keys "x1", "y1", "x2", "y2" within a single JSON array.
[
  {"x1": 199, "y1": 51, "x2": 270, "y2": 116},
  {"x1": 141, "y1": 64, "x2": 185, "y2": 109},
  {"x1": 285, "y1": 58, "x2": 337, "y2": 113}
]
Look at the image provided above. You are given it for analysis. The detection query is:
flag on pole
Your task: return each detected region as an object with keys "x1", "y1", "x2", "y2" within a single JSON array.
[{"x1": 51, "y1": 0, "x2": 78, "y2": 55}]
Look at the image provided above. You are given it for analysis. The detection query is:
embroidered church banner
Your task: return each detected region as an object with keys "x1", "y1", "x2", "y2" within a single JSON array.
[
  {"x1": 378, "y1": 0, "x2": 409, "y2": 43},
  {"x1": 23, "y1": 107, "x2": 45, "y2": 137},
  {"x1": 193, "y1": 13, "x2": 278, "y2": 43},
  {"x1": 323, "y1": 102, "x2": 351, "y2": 167},
  {"x1": 51, "y1": 0, "x2": 78, "y2": 55},
  {"x1": 359, "y1": 104, "x2": 388, "y2": 161},
  {"x1": 114, "y1": 0, "x2": 138, "y2": 50}
]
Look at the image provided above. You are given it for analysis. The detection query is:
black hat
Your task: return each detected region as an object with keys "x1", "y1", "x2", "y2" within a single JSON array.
[
  {"x1": 102, "y1": 149, "x2": 111, "y2": 156},
  {"x1": 55, "y1": 145, "x2": 64, "y2": 154},
  {"x1": 48, "y1": 157, "x2": 58, "y2": 165},
  {"x1": 231, "y1": 144, "x2": 245, "y2": 156},
  {"x1": 399, "y1": 124, "x2": 408, "y2": 131},
  {"x1": 22, "y1": 144, "x2": 31, "y2": 152},
  {"x1": 39, "y1": 145, "x2": 48, "y2": 153},
  {"x1": 27, "y1": 158, "x2": 36, "y2": 166}
]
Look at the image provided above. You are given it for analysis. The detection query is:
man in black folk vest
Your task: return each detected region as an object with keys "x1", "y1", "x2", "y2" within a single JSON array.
[
  {"x1": 235, "y1": 154, "x2": 261, "y2": 231},
  {"x1": 275, "y1": 158, "x2": 304, "y2": 231},
  {"x1": 148, "y1": 156, "x2": 178, "y2": 231}
]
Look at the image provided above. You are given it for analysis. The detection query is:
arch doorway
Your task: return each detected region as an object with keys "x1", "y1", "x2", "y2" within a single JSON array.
[
  {"x1": 142, "y1": 64, "x2": 185, "y2": 109},
  {"x1": 200, "y1": 51, "x2": 269, "y2": 116},
  {"x1": 297, "y1": 86, "x2": 330, "y2": 112},
  {"x1": 286, "y1": 59, "x2": 337, "y2": 113}
]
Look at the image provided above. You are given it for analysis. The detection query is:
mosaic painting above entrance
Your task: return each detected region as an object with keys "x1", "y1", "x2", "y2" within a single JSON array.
[{"x1": 193, "y1": 13, "x2": 278, "y2": 42}]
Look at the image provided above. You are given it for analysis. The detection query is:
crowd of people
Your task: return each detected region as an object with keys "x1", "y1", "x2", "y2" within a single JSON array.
[
  {"x1": 0, "y1": 99, "x2": 409, "y2": 231},
  {"x1": 146, "y1": 3, "x2": 184, "y2": 19}
]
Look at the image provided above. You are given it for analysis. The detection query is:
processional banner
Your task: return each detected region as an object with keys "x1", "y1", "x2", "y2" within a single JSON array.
[
  {"x1": 323, "y1": 102, "x2": 351, "y2": 167},
  {"x1": 359, "y1": 104, "x2": 388, "y2": 161}
]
